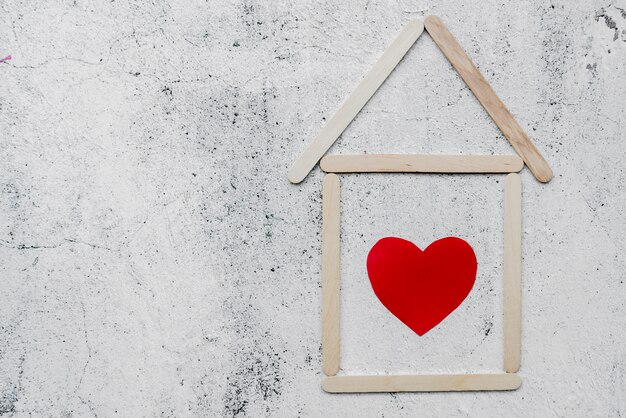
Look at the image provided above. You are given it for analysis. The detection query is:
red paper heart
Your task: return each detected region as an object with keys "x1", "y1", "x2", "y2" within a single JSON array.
[{"x1": 366, "y1": 237, "x2": 477, "y2": 336}]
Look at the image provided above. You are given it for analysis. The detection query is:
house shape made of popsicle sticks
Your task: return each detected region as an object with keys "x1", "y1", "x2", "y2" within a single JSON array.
[{"x1": 288, "y1": 16, "x2": 552, "y2": 393}]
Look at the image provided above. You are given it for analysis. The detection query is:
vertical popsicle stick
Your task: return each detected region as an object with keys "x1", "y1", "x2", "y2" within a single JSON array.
[
  {"x1": 288, "y1": 19, "x2": 425, "y2": 184},
  {"x1": 322, "y1": 174, "x2": 341, "y2": 376},
  {"x1": 424, "y1": 16, "x2": 552, "y2": 183},
  {"x1": 503, "y1": 173, "x2": 522, "y2": 373}
]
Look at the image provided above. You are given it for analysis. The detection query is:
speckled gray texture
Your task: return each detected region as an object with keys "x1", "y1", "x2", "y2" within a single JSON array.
[{"x1": 1, "y1": 1, "x2": 625, "y2": 416}]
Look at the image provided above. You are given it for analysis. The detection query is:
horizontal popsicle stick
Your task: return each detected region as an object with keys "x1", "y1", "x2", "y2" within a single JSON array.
[
  {"x1": 288, "y1": 19, "x2": 425, "y2": 184},
  {"x1": 322, "y1": 374, "x2": 522, "y2": 393},
  {"x1": 320, "y1": 154, "x2": 523, "y2": 173},
  {"x1": 424, "y1": 16, "x2": 552, "y2": 183},
  {"x1": 322, "y1": 174, "x2": 341, "y2": 376},
  {"x1": 504, "y1": 173, "x2": 522, "y2": 373}
]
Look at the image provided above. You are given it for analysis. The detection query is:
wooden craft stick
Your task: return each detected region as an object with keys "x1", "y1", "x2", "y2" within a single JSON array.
[
  {"x1": 288, "y1": 19, "x2": 425, "y2": 184},
  {"x1": 503, "y1": 173, "x2": 522, "y2": 373},
  {"x1": 320, "y1": 154, "x2": 523, "y2": 173},
  {"x1": 322, "y1": 174, "x2": 341, "y2": 376},
  {"x1": 424, "y1": 16, "x2": 552, "y2": 183},
  {"x1": 322, "y1": 374, "x2": 522, "y2": 393}
]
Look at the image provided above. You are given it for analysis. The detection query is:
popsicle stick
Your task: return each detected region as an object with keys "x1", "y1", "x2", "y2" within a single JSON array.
[
  {"x1": 424, "y1": 16, "x2": 552, "y2": 183},
  {"x1": 322, "y1": 174, "x2": 341, "y2": 376},
  {"x1": 321, "y1": 154, "x2": 523, "y2": 173},
  {"x1": 322, "y1": 374, "x2": 522, "y2": 393},
  {"x1": 504, "y1": 173, "x2": 522, "y2": 373},
  {"x1": 288, "y1": 19, "x2": 425, "y2": 184}
]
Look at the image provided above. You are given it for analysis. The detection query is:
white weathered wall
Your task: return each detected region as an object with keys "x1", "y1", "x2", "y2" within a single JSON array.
[{"x1": 1, "y1": 0, "x2": 625, "y2": 416}]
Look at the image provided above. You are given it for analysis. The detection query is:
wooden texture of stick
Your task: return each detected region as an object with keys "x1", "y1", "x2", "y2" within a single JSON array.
[
  {"x1": 322, "y1": 174, "x2": 341, "y2": 376},
  {"x1": 288, "y1": 19, "x2": 425, "y2": 184},
  {"x1": 320, "y1": 154, "x2": 523, "y2": 173},
  {"x1": 322, "y1": 374, "x2": 522, "y2": 393},
  {"x1": 504, "y1": 173, "x2": 522, "y2": 373},
  {"x1": 424, "y1": 16, "x2": 552, "y2": 183}
]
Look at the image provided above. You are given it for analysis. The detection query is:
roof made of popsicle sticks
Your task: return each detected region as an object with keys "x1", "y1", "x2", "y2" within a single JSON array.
[{"x1": 287, "y1": 16, "x2": 552, "y2": 184}]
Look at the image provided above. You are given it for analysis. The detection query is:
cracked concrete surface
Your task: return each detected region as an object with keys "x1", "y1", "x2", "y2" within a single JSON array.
[{"x1": 1, "y1": 0, "x2": 625, "y2": 416}]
